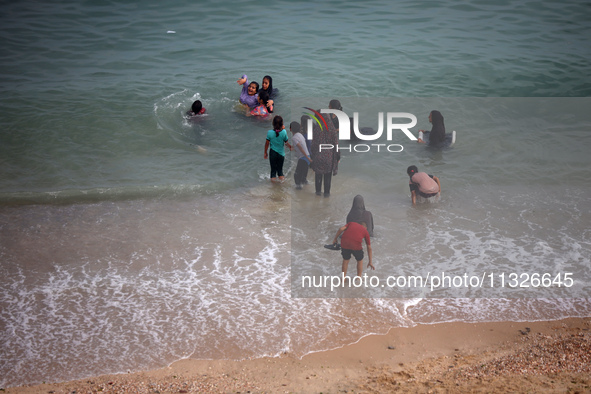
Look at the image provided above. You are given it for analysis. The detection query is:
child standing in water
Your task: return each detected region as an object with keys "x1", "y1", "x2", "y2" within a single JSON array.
[{"x1": 264, "y1": 116, "x2": 292, "y2": 182}]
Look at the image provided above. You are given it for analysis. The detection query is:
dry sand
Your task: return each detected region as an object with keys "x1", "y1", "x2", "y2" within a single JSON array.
[{"x1": 5, "y1": 317, "x2": 590, "y2": 393}]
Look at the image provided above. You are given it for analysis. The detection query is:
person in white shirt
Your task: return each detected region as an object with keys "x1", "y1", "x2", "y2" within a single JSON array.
[{"x1": 290, "y1": 122, "x2": 312, "y2": 189}]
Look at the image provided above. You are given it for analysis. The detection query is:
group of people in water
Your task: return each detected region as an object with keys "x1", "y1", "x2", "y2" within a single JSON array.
[
  {"x1": 186, "y1": 74, "x2": 277, "y2": 118},
  {"x1": 329, "y1": 164, "x2": 441, "y2": 279},
  {"x1": 238, "y1": 74, "x2": 277, "y2": 117},
  {"x1": 186, "y1": 75, "x2": 446, "y2": 279}
]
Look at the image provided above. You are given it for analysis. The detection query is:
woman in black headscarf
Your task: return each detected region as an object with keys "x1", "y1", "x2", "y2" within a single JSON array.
[
  {"x1": 260, "y1": 75, "x2": 278, "y2": 99},
  {"x1": 346, "y1": 195, "x2": 374, "y2": 237},
  {"x1": 310, "y1": 101, "x2": 340, "y2": 197},
  {"x1": 418, "y1": 110, "x2": 446, "y2": 148}
]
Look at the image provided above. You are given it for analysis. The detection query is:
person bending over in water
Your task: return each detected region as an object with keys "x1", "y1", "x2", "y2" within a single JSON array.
[
  {"x1": 331, "y1": 221, "x2": 374, "y2": 277},
  {"x1": 407, "y1": 165, "x2": 441, "y2": 205},
  {"x1": 418, "y1": 110, "x2": 446, "y2": 147}
]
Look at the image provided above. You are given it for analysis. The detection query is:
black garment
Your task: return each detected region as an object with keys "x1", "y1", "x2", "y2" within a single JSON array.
[
  {"x1": 331, "y1": 114, "x2": 339, "y2": 129},
  {"x1": 260, "y1": 75, "x2": 277, "y2": 99},
  {"x1": 315, "y1": 172, "x2": 332, "y2": 196},
  {"x1": 310, "y1": 111, "x2": 339, "y2": 196},
  {"x1": 346, "y1": 195, "x2": 374, "y2": 237},
  {"x1": 341, "y1": 248, "x2": 364, "y2": 261},
  {"x1": 294, "y1": 158, "x2": 309, "y2": 186},
  {"x1": 269, "y1": 149, "x2": 285, "y2": 178},
  {"x1": 428, "y1": 110, "x2": 446, "y2": 147}
]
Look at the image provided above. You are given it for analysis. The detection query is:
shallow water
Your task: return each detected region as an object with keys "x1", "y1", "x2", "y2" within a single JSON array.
[{"x1": 1, "y1": 0, "x2": 591, "y2": 388}]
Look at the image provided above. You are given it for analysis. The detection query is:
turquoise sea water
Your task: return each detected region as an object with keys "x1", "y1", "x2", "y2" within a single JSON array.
[{"x1": 1, "y1": 0, "x2": 590, "y2": 387}]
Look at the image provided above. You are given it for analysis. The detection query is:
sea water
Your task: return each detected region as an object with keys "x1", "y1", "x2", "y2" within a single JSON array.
[{"x1": 1, "y1": 0, "x2": 590, "y2": 387}]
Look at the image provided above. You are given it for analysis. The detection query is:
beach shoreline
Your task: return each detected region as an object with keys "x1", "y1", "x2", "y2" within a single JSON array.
[{"x1": 5, "y1": 316, "x2": 590, "y2": 393}]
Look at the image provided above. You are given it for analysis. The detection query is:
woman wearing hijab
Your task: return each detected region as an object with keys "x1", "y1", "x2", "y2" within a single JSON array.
[
  {"x1": 310, "y1": 101, "x2": 340, "y2": 197},
  {"x1": 260, "y1": 75, "x2": 278, "y2": 99},
  {"x1": 346, "y1": 195, "x2": 374, "y2": 237},
  {"x1": 418, "y1": 110, "x2": 446, "y2": 147}
]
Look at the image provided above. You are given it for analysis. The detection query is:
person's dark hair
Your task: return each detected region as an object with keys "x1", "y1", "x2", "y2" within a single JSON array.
[
  {"x1": 346, "y1": 195, "x2": 374, "y2": 237},
  {"x1": 262, "y1": 75, "x2": 273, "y2": 93},
  {"x1": 191, "y1": 100, "x2": 202, "y2": 114},
  {"x1": 273, "y1": 115, "x2": 284, "y2": 136},
  {"x1": 329, "y1": 99, "x2": 342, "y2": 110},
  {"x1": 347, "y1": 195, "x2": 366, "y2": 224},
  {"x1": 290, "y1": 121, "x2": 301, "y2": 134},
  {"x1": 258, "y1": 90, "x2": 270, "y2": 109},
  {"x1": 431, "y1": 110, "x2": 444, "y2": 125},
  {"x1": 428, "y1": 110, "x2": 446, "y2": 147},
  {"x1": 407, "y1": 165, "x2": 418, "y2": 177}
]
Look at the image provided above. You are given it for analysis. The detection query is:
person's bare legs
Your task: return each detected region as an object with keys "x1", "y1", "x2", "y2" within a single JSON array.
[
  {"x1": 342, "y1": 259, "x2": 350, "y2": 276},
  {"x1": 356, "y1": 259, "x2": 363, "y2": 276},
  {"x1": 342, "y1": 259, "x2": 352, "y2": 286}
]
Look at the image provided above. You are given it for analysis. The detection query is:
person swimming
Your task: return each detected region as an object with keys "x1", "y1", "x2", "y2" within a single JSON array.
[{"x1": 186, "y1": 100, "x2": 206, "y2": 117}]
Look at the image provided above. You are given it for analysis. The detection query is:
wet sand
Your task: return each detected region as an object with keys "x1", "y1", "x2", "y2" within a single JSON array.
[{"x1": 5, "y1": 317, "x2": 590, "y2": 393}]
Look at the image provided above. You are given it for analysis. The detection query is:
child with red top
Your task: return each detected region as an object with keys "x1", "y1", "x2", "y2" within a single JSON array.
[
  {"x1": 248, "y1": 90, "x2": 272, "y2": 117},
  {"x1": 186, "y1": 100, "x2": 206, "y2": 117},
  {"x1": 331, "y1": 221, "x2": 374, "y2": 277}
]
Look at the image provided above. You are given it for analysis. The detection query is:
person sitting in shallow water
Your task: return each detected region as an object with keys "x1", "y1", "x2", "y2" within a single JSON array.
[
  {"x1": 186, "y1": 100, "x2": 206, "y2": 117},
  {"x1": 417, "y1": 110, "x2": 446, "y2": 147}
]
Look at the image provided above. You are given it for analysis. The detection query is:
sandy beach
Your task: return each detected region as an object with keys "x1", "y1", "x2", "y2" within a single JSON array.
[{"x1": 5, "y1": 317, "x2": 590, "y2": 393}]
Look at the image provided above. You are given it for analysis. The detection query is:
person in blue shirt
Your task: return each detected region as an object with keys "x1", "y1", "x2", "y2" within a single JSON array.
[{"x1": 264, "y1": 115, "x2": 292, "y2": 182}]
